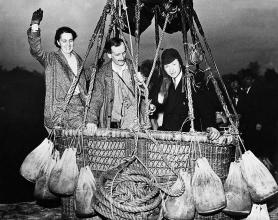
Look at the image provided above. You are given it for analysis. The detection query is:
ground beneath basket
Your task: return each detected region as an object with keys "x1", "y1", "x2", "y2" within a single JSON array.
[
  {"x1": 0, "y1": 200, "x2": 278, "y2": 220},
  {"x1": 0, "y1": 201, "x2": 61, "y2": 220}
]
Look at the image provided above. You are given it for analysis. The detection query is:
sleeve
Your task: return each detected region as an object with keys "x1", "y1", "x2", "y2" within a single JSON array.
[
  {"x1": 86, "y1": 68, "x2": 105, "y2": 124},
  {"x1": 27, "y1": 27, "x2": 49, "y2": 68}
]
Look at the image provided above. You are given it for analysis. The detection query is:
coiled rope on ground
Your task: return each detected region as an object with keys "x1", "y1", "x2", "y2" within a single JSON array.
[{"x1": 92, "y1": 167, "x2": 162, "y2": 220}]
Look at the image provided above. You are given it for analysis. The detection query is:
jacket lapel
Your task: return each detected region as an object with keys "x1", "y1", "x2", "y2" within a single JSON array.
[
  {"x1": 126, "y1": 59, "x2": 136, "y2": 92},
  {"x1": 55, "y1": 50, "x2": 74, "y2": 82},
  {"x1": 55, "y1": 50, "x2": 87, "y2": 101},
  {"x1": 73, "y1": 51, "x2": 87, "y2": 94}
]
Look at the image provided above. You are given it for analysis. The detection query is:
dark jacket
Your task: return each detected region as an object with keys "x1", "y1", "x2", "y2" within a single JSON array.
[{"x1": 161, "y1": 75, "x2": 216, "y2": 132}]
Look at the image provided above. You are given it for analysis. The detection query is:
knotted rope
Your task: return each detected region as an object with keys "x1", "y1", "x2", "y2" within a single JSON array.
[
  {"x1": 91, "y1": 157, "x2": 162, "y2": 220},
  {"x1": 57, "y1": 0, "x2": 112, "y2": 126}
]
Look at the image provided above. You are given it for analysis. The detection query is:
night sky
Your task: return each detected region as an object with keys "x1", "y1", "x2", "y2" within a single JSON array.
[{"x1": 1, "y1": 0, "x2": 278, "y2": 74}]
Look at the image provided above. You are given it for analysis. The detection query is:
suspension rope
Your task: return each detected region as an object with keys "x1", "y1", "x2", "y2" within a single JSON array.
[
  {"x1": 61, "y1": 0, "x2": 112, "y2": 117},
  {"x1": 83, "y1": 4, "x2": 110, "y2": 125},
  {"x1": 191, "y1": 20, "x2": 238, "y2": 130},
  {"x1": 98, "y1": 13, "x2": 117, "y2": 66},
  {"x1": 180, "y1": 0, "x2": 195, "y2": 132},
  {"x1": 134, "y1": 0, "x2": 141, "y2": 118},
  {"x1": 192, "y1": 9, "x2": 239, "y2": 125},
  {"x1": 108, "y1": 3, "x2": 145, "y2": 127},
  {"x1": 120, "y1": 0, "x2": 134, "y2": 57},
  {"x1": 146, "y1": 14, "x2": 169, "y2": 87}
]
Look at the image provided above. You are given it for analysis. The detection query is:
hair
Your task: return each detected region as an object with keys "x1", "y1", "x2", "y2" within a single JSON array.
[
  {"x1": 161, "y1": 48, "x2": 183, "y2": 67},
  {"x1": 104, "y1": 37, "x2": 124, "y2": 54},
  {"x1": 159, "y1": 48, "x2": 185, "y2": 103},
  {"x1": 54, "y1": 26, "x2": 77, "y2": 48}
]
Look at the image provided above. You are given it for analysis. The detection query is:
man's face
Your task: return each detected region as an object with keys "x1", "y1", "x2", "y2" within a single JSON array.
[
  {"x1": 163, "y1": 59, "x2": 181, "y2": 78},
  {"x1": 108, "y1": 42, "x2": 126, "y2": 66},
  {"x1": 57, "y1": 32, "x2": 74, "y2": 55}
]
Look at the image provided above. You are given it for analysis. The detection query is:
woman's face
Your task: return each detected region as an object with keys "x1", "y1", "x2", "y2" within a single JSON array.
[
  {"x1": 163, "y1": 59, "x2": 181, "y2": 78},
  {"x1": 57, "y1": 32, "x2": 74, "y2": 55}
]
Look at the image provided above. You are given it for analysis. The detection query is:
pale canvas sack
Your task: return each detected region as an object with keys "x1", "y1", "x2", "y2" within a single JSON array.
[
  {"x1": 20, "y1": 138, "x2": 54, "y2": 182},
  {"x1": 75, "y1": 166, "x2": 96, "y2": 216},
  {"x1": 192, "y1": 157, "x2": 226, "y2": 214},
  {"x1": 240, "y1": 150, "x2": 278, "y2": 202},
  {"x1": 34, "y1": 150, "x2": 60, "y2": 200},
  {"x1": 49, "y1": 148, "x2": 79, "y2": 195},
  {"x1": 223, "y1": 161, "x2": 252, "y2": 216},
  {"x1": 163, "y1": 169, "x2": 195, "y2": 219}
]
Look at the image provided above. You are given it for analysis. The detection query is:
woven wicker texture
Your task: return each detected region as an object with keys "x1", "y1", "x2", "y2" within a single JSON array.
[{"x1": 55, "y1": 129, "x2": 235, "y2": 220}]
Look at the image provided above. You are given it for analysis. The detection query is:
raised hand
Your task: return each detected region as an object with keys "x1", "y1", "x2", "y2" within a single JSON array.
[{"x1": 31, "y1": 8, "x2": 43, "y2": 25}]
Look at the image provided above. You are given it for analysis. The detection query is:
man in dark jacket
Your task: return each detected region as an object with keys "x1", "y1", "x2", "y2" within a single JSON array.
[{"x1": 159, "y1": 48, "x2": 220, "y2": 140}]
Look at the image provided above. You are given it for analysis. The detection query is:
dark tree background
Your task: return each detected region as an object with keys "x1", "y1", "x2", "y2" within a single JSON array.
[
  {"x1": 0, "y1": 66, "x2": 47, "y2": 203},
  {"x1": 0, "y1": 61, "x2": 277, "y2": 203}
]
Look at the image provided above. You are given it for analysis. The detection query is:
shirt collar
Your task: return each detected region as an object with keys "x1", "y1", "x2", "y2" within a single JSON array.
[
  {"x1": 112, "y1": 62, "x2": 128, "y2": 77},
  {"x1": 172, "y1": 70, "x2": 183, "y2": 88}
]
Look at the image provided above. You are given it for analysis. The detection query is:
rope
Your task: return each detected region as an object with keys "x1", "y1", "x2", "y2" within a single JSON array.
[
  {"x1": 83, "y1": 5, "x2": 109, "y2": 124},
  {"x1": 141, "y1": 12, "x2": 169, "y2": 129},
  {"x1": 98, "y1": 14, "x2": 115, "y2": 67},
  {"x1": 143, "y1": 130, "x2": 185, "y2": 197},
  {"x1": 121, "y1": 0, "x2": 134, "y2": 57},
  {"x1": 59, "y1": 0, "x2": 112, "y2": 125},
  {"x1": 134, "y1": 0, "x2": 141, "y2": 118},
  {"x1": 135, "y1": 0, "x2": 141, "y2": 71},
  {"x1": 92, "y1": 157, "x2": 162, "y2": 219},
  {"x1": 192, "y1": 9, "x2": 239, "y2": 126},
  {"x1": 154, "y1": 5, "x2": 160, "y2": 49},
  {"x1": 146, "y1": 14, "x2": 169, "y2": 87},
  {"x1": 108, "y1": 3, "x2": 144, "y2": 125},
  {"x1": 180, "y1": 0, "x2": 195, "y2": 132}
]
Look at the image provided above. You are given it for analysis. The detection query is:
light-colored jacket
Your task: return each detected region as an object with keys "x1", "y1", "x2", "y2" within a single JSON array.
[
  {"x1": 27, "y1": 28, "x2": 94, "y2": 129},
  {"x1": 89, "y1": 59, "x2": 138, "y2": 128}
]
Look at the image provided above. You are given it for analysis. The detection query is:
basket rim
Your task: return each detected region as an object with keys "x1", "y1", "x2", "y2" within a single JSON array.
[{"x1": 54, "y1": 127, "x2": 235, "y2": 145}]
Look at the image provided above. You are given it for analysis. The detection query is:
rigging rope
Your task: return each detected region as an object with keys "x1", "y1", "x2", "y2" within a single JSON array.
[
  {"x1": 83, "y1": 4, "x2": 110, "y2": 125},
  {"x1": 120, "y1": 0, "x2": 134, "y2": 57},
  {"x1": 180, "y1": 0, "x2": 195, "y2": 132},
  {"x1": 60, "y1": 0, "x2": 112, "y2": 123},
  {"x1": 192, "y1": 9, "x2": 239, "y2": 127}
]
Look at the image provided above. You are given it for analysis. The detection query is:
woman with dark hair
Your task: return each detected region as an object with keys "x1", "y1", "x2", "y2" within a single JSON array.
[
  {"x1": 159, "y1": 48, "x2": 220, "y2": 140},
  {"x1": 27, "y1": 9, "x2": 95, "y2": 132}
]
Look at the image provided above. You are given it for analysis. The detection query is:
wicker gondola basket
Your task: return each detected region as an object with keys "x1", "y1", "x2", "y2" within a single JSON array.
[{"x1": 54, "y1": 128, "x2": 236, "y2": 220}]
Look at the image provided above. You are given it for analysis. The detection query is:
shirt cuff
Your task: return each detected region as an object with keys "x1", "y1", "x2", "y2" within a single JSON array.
[{"x1": 31, "y1": 24, "x2": 39, "y2": 32}]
